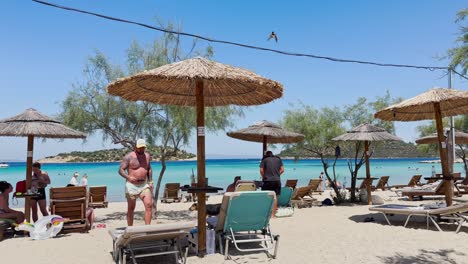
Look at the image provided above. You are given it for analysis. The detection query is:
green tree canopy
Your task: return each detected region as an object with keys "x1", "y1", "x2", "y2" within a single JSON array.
[
  {"x1": 343, "y1": 90, "x2": 402, "y2": 133},
  {"x1": 448, "y1": 9, "x2": 468, "y2": 75}
]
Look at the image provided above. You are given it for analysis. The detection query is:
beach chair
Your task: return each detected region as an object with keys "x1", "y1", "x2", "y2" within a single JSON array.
[
  {"x1": 291, "y1": 185, "x2": 315, "y2": 208},
  {"x1": 215, "y1": 191, "x2": 279, "y2": 259},
  {"x1": 109, "y1": 221, "x2": 195, "y2": 264},
  {"x1": 49, "y1": 186, "x2": 88, "y2": 233},
  {"x1": 88, "y1": 186, "x2": 108, "y2": 208},
  {"x1": 161, "y1": 183, "x2": 182, "y2": 203},
  {"x1": 400, "y1": 180, "x2": 458, "y2": 201},
  {"x1": 284, "y1": 179, "x2": 298, "y2": 189},
  {"x1": 234, "y1": 180, "x2": 257, "y2": 192},
  {"x1": 391, "y1": 175, "x2": 422, "y2": 189},
  {"x1": 369, "y1": 203, "x2": 468, "y2": 233},
  {"x1": 371, "y1": 176, "x2": 390, "y2": 191},
  {"x1": 308, "y1": 179, "x2": 323, "y2": 195},
  {"x1": 275, "y1": 187, "x2": 294, "y2": 217},
  {"x1": 346, "y1": 178, "x2": 373, "y2": 192},
  {"x1": 0, "y1": 219, "x2": 15, "y2": 241}
]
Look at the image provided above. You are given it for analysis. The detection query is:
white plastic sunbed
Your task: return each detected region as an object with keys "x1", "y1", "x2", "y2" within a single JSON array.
[
  {"x1": 109, "y1": 221, "x2": 195, "y2": 264},
  {"x1": 369, "y1": 203, "x2": 468, "y2": 233}
]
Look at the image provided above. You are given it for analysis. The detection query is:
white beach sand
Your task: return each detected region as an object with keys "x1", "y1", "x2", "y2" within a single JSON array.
[{"x1": 2, "y1": 190, "x2": 468, "y2": 264}]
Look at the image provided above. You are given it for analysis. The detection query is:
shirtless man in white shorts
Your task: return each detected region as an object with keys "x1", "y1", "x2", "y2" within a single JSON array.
[{"x1": 119, "y1": 139, "x2": 153, "y2": 226}]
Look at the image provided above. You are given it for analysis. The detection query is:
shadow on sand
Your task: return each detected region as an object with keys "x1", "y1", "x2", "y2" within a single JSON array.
[
  {"x1": 99, "y1": 210, "x2": 195, "y2": 222},
  {"x1": 378, "y1": 249, "x2": 464, "y2": 264}
]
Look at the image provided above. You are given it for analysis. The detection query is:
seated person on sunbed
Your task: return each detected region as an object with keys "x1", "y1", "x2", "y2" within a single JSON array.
[
  {"x1": 0, "y1": 181, "x2": 25, "y2": 224},
  {"x1": 226, "y1": 176, "x2": 241, "y2": 192}
]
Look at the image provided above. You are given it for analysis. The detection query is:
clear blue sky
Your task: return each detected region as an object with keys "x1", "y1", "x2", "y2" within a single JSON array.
[{"x1": 0, "y1": 1, "x2": 466, "y2": 160}]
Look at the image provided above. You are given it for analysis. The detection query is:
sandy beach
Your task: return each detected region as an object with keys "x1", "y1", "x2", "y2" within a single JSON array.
[{"x1": 2, "y1": 190, "x2": 468, "y2": 264}]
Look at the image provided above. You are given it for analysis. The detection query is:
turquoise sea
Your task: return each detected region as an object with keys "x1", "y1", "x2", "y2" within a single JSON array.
[{"x1": 0, "y1": 158, "x2": 464, "y2": 207}]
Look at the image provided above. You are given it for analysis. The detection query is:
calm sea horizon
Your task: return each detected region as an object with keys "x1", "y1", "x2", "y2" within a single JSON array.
[{"x1": 1, "y1": 158, "x2": 463, "y2": 207}]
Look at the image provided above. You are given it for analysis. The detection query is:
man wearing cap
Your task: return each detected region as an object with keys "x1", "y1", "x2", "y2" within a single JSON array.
[{"x1": 119, "y1": 138, "x2": 153, "y2": 226}]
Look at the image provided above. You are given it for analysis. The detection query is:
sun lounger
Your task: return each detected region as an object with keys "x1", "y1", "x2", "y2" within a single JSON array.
[
  {"x1": 161, "y1": 183, "x2": 182, "y2": 203},
  {"x1": 88, "y1": 186, "x2": 108, "y2": 208},
  {"x1": 371, "y1": 176, "x2": 390, "y2": 191},
  {"x1": 0, "y1": 219, "x2": 15, "y2": 241},
  {"x1": 346, "y1": 178, "x2": 373, "y2": 192},
  {"x1": 50, "y1": 186, "x2": 89, "y2": 233},
  {"x1": 214, "y1": 191, "x2": 279, "y2": 259},
  {"x1": 369, "y1": 203, "x2": 468, "y2": 233},
  {"x1": 284, "y1": 179, "x2": 298, "y2": 189},
  {"x1": 391, "y1": 175, "x2": 422, "y2": 189},
  {"x1": 308, "y1": 179, "x2": 323, "y2": 194},
  {"x1": 400, "y1": 180, "x2": 457, "y2": 201},
  {"x1": 234, "y1": 180, "x2": 257, "y2": 192},
  {"x1": 275, "y1": 187, "x2": 294, "y2": 217},
  {"x1": 291, "y1": 185, "x2": 315, "y2": 208},
  {"x1": 109, "y1": 221, "x2": 195, "y2": 264}
]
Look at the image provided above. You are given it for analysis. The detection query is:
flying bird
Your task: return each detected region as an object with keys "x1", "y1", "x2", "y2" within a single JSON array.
[{"x1": 267, "y1": 31, "x2": 278, "y2": 42}]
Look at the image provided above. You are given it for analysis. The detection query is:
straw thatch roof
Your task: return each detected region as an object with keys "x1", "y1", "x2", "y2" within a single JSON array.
[
  {"x1": 332, "y1": 123, "x2": 402, "y2": 142},
  {"x1": 374, "y1": 88, "x2": 468, "y2": 121},
  {"x1": 415, "y1": 128, "x2": 468, "y2": 145},
  {"x1": 226, "y1": 120, "x2": 305, "y2": 143},
  {"x1": 107, "y1": 57, "x2": 283, "y2": 107},
  {"x1": 0, "y1": 108, "x2": 86, "y2": 138}
]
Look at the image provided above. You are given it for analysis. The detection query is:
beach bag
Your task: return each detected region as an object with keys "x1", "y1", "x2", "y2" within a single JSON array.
[
  {"x1": 321, "y1": 198, "x2": 333, "y2": 206},
  {"x1": 14, "y1": 180, "x2": 26, "y2": 197}
]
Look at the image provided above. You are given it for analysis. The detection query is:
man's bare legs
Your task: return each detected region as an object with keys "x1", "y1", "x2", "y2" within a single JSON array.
[
  {"x1": 126, "y1": 198, "x2": 136, "y2": 226},
  {"x1": 126, "y1": 190, "x2": 152, "y2": 226},
  {"x1": 141, "y1": 190, "x2": 153, "y2": 225},
  {"x1": 38, "y1": 199, "x2": 48, "y2": 218},
  {"x1": 31, "y1": 199, "x2": 49, "y2": 222},
  {"x1": 31, "y1": 200, "x2": 39, "y2": 222}
]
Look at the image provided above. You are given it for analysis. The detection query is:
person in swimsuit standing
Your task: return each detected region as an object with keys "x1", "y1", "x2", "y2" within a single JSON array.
[
  {"x1": 119, "y1": 139, "x2": 153, "y2": 226},
  {"x1": 31, "y1": 162, "x2": 50, "y2": 222}
]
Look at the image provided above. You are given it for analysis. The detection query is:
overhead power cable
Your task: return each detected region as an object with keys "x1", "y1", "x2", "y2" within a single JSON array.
[{"x1": 33, "y1": 0, "x2": 467, "y2": 77}]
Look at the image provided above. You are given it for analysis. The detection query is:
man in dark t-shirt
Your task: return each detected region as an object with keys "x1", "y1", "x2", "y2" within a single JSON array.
[{"x1": 259, "y1": 151, "x2": 284, "y2": 195}]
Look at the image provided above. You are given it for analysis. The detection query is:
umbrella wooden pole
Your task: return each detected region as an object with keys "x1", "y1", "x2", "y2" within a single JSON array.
[
  {"x1": 263, "y1": 135, "x2": 267, "y2": 156},
  {"x1": 24, "y1": 135, "x2": 34, "y2": 222},
  {"x1": 196, "y1": 80, "x2": 207, "y2": 257},
  {"x1": 364, "y1": 141, "x2": 372, "y2": 205},
  {"x1": 434, "y1": 103, "x2": 453, "y2": 206}
]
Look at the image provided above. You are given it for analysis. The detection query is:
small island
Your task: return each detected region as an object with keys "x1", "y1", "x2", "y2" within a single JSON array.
[{"x1": 38, "y1": 146, "x2": 195, "y2": 163}]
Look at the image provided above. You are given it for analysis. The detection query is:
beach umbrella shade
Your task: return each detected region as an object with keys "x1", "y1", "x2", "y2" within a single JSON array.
[
  {"x1": 107, "y1": 57, "x2": 283, "y2": 256},
  {"x1": 226, "y1": 120, "x2": 305, "y2": 155},
  {"x1": 0, "y1": 108, "x2": 86, "y2": 221},
  {"x1": 332, "y1": 123, "x2": 403, "y2": 205},
  {"x1": 415, "y1": 128, "x2": 468, "y2": 171},
  {"x1": 375, "y1": 87, "x2": 468, "y2": 206},
  {"x1": 415, "y1": 128, "x2": 468, "y2": 145}
]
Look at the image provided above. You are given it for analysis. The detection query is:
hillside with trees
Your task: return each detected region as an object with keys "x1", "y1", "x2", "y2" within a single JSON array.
[
  {"x1": 41, "y1": 146, "x2": 195, "y2": 163},
  {"x1": 279, "y1": 141, "x2": 438, "y2": 159}
]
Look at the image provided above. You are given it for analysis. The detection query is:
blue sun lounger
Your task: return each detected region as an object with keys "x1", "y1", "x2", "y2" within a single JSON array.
[
  {"x1": 214, "y1": 191, "x2": 280, "y2": 259},
  {"x1": 275, "y1": 187, "x2": 294, "y2": 217}
]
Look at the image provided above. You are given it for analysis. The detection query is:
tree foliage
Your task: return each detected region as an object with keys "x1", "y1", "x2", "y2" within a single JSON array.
[
  {"x1": 281, "y1": 103, "x2": 347, "y2": 203},
  {"x1": 343, "y1": 90, "x2": 402, "y2": 133},
  {"x1": 447, "y1": 9, "x2": 468, "y2": 75},
  {"x1": 59, "y1": 23, "x2": 243, "y2": 217},
  {"x1": 280, "y1": 92, "x2": 401, "y2": 203}
]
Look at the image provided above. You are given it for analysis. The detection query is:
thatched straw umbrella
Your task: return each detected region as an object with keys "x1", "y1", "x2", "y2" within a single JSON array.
[
  {"x1": 107, "y1": 57, "x2": 283, "y2": 256},
  {"x1": 416, "y1": 128, "x2": 468, "y2": 173},
  {"x1": 415, "y1": 129, "x2": 468, "y2": 145},
  {"x1": 375, "y1": 88, "x2": 468, "y2": 206},
  {"x1": 226, "y1": 120, "x2": 304, "y2": 156},
  {"x1": 332, "y1": 123, "x2": 402, "y2": 205},
  {"x1": 0, "y1": 108, "x2": 86, "y2": 221}
]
